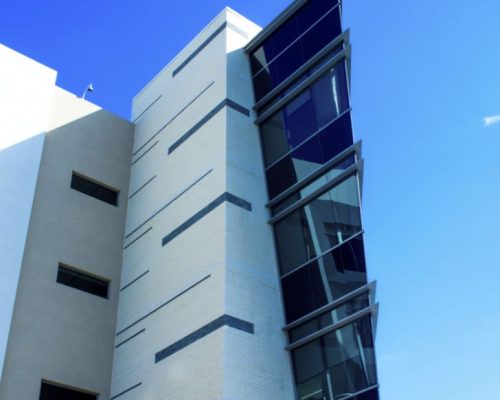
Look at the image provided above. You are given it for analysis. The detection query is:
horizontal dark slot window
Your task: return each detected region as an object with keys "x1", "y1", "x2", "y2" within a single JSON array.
[
  {"x1": 281, "y1": 236, "x2": 367, "y2": 323},
  {"x1": 266, "y1": 112, "x2": 353, "y2": 200},
  {"x1": 251, "y1": 5, "x2": 342, "y2": 101},
  {"x1": 39, "y1": 381, "x2": 97, "y2": 400},
  {"x1": 57, "y1": 264, "x2": 109, "y2": 299},
  {"x1": 250, "y1": 0, "x2": 339, "y2": 75},
  {"x1": 260, "y1": 61, "x2": 349, "y2": 168},
  {"x1": 71, "y1": 172, "x2": 119, "y2": 206}
]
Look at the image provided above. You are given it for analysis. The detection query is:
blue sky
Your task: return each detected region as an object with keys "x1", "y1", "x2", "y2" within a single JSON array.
[{"x1": 2, "y1": 0, "x2": 500, "y2": 399}]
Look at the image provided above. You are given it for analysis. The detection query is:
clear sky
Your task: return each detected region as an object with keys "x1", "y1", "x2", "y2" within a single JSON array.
[{"x1": 2, "y1": 0, "x2": 500, "y2": 399}]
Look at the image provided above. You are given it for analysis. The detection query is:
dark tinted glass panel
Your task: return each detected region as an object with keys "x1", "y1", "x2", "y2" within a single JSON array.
[
  {"x1": 352, "y1": 388, "x2": 380, "y2": 400},
  {"x1": 266, "y1": 112, "x2": 353, "y2": 199},
  {"x1": 260, "y1": 62, "x2": 349, "y2": 167},
  {"x1": 251, "y1": 5, "x2": 342, "y2": 101},
  {"x1": 57, "y1": 265, "x2": 109, "y2": 298},
  {"x1": 296, "y1": 373, "x2": 331, "y2": 400},
  {"x1": 324, "y1": 317, "x2": 378, "y2": 398},
  {"x1": 256, "y1": 44, "x2": 343, "y2": 111},
  {"x1": 282, "y1": 236, "x2": 367, "y2": 322},
  {"x1": 292, "y1": 339, "x2": 324, "y2": 383},
  {"x1": 39, "y1": 382, "x2": 97, "y2": 400},
  {"x1": 282, "y1": 260, "x2": 327, "y2": 322},
  {"x1": 250, "y1": 0, "x2": 339, "y2": 75},
  {"x1": 275, "y1": 175, "x2": 362, "y2": 275},
  {"x1": 71, "y1": 173, "x2": 118, "y2": 206},
  {"x1": 289, "y1": 292, "x2": 370, "y2": 343},
  {"x1": 271, "y1": 155, "x2": 355, "y2": 216}
]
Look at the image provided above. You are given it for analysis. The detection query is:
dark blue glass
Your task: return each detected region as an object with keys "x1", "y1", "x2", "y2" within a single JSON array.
[
  {"x1": 249, "y1": 0, "x2": 339, "y2": 76},
  {"x1": 281, "y1": 236, "x2": 367, "y2": 322},
  {"x1": 252, "y1": 6, "x2": 342, "y2": 101},
  {"x1": 260, "y1": 61, "x2": 350, "y2": 170},
  {"x1": 354, "y1": 388, "x2": 380, "y2": 400},
  {"x1": 266, "y1": 134, "x2": 322, "y2": 199},
  {"x1": 266, "y1": 112, "x2": 353, "y2": 199}
]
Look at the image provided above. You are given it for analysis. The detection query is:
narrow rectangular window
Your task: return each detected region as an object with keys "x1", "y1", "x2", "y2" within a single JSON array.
[
  {"x1": 71, "y1": 172, "x2": 119, "y2": 206},
  {"x1": 57, "y1": 264, "x2": 109, "y2": 299},
  {"x1": 39, "y1": 381, "x2": 98, "y2": 400}
]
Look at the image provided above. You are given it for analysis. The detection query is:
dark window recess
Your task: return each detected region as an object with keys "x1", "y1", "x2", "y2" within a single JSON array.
[
  {"x1": 71, "y1": 173, "x2": 119, "y2": 206},
  {"x1": 39, "y1": 382, "x2": 97, "y2": 400},
  {"x1": 57, "y1": 264, "x2": 109, "y2": 299}
]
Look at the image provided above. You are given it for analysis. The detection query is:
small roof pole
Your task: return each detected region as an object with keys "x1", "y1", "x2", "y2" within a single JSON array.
[{"x1": 82, "y1": 83, "x2": 94, "y2": 99}]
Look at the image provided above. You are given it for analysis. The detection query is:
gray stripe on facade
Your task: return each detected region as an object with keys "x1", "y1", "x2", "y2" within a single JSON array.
[
  {"x1": 115, "y1": 328, "x2": 146, "y2": 349},
  {"x1": 172, "y1": 22, "x2": 227, "y2": 77},
  {"x1": 110, "y1": 383, "x2": 142, "y2": 400},
  {"x1": 128, "y1": 175, "x2": 156, "y2": 199},
  {"x1": 125, "y1": 169, "x2": 213, "y2": 239},
  {"x1": 116, "y1": 274, "x2": 211, "y2": 336},
  {"x1": 155, "y1": 315, "x2": 254, "y2": 363},
  {"x1": 131, "y1": 140, "x2": 159, "y2": 165},
  {"x1": 132, "y1": 81, "x2": 215, "y2": 156},
  {"x1": 133, "y1": 94, "x2": 162, "y2": 122},
  {"x1": 161, "y1": 192, "x2": 252, "y2": 246},
  {"x1": 168, "y1": 99, "x2": 250, "y2": 154},
  {"x1": 120, "y1": 270, "x2": 150, "y2": 292},
  {"x1": 227, "y1": 22, "x2": 249, "y2": 38},
  {"x1": 123, "y1": 227, "x2": 152, "y2": 250}
]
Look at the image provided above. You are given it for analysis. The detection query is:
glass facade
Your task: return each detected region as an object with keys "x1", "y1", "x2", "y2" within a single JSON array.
[
  {"x1": 248, "y1": 0, "x2": 379, "y2": 399},
  {"x1": 250, "y1": 0, "x2": 342, "y2": 102}
]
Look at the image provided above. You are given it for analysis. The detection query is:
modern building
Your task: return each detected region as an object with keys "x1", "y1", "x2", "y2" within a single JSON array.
[{"x1": 0, "y1": 1, "x2": 380, "y2": 399}]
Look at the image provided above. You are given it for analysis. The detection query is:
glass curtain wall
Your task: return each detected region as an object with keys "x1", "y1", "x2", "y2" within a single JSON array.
[{"x1": 248, "y1": 0, "x2": 379, "y2": 399}]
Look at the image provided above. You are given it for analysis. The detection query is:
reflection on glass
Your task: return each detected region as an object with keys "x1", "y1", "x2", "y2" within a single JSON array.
[
  {"x1": 266, "y1": 112, "x2": 353, "y2": 199},
  {"x1": 260, "y1": 62, "x2": 350, "y2": 167},
  {"x1": 250, "y1": 0, "x2": 340, "y2": 76},
  {"x1": 271, "y1": 155, "x2": 355, "y2": 216},
  {"x1": 292, "y1": 316, "x2": 377, "y2": 400},
  {"x1": 324, "y1": 317, "x2": 378, "y2": 399},
  {"x1": 289, "y1": 292, "x2": 370, "y2": 343},
  {"x1": 297, "y1": 373, "x2": 331, "y2": 400},
  {"x1": 275, "y1": 175, "x2": 362, "y2": 275},
  {"x1": 251, "y1": 4, "x2": 342, "y2": 100},
  {"x1": 281, "y1": 235, "x2": 367, "y2": 322}
]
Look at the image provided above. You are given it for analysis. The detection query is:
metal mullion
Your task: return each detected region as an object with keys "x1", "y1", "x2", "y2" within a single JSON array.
[
  {"x1": 254, "y1": 29, "x2": 350, "y2": 111},
  {"x1": 283, "y1": 280, "x2": 375, "y2": 331},
  {"x1": 255, "y1": 47, "x2": 350, "y2": 125},
  {"x1": 266, "y1": 140, "x2": 361, "y2": 208},
  {"x1": 268, "y1": 161, "x2": 362, "y2": 225},
  {"x1": 286, "y1": 305, "x2": 376, "y2": 351},
  {"x1": 263, "y1": 107, "x2": 352, "y2": 173}
]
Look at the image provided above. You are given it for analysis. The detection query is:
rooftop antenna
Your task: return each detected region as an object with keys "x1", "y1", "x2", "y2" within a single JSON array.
[{"x1": 81, "y1": 83, "x2": 94, "y2": 99}]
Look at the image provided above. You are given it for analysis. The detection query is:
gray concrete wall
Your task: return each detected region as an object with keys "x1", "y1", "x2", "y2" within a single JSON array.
[{"x1": 0, "y1": 88, "x2": 134, "y2": 400}]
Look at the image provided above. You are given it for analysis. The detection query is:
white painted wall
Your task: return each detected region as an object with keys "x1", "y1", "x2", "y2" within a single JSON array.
[
  {"x1": 0, "y1": 44, "x2": 56, "y2": 381},
  {"x1": 0, "y1": 134, "x2": 45, "y2": 382}
]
